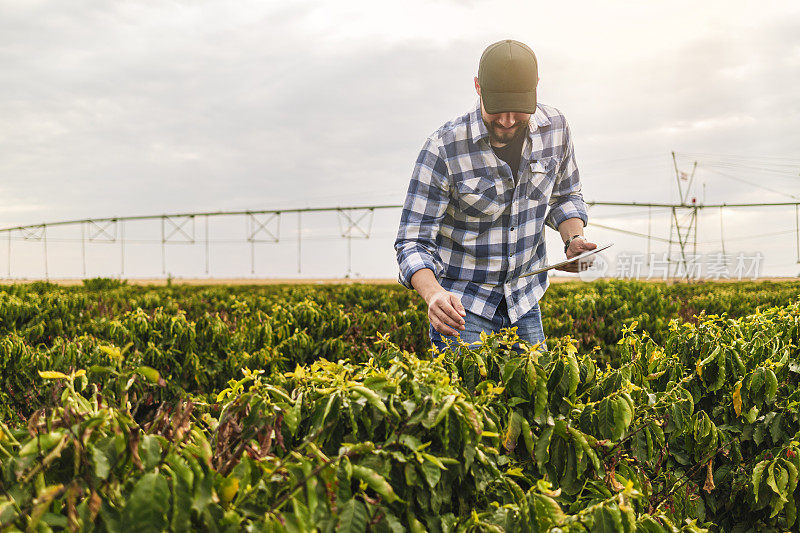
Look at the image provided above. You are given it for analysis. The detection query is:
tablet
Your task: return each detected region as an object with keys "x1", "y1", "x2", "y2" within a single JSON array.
[{"x1": 519, "y1": 242, "x2": 614, "y2": 278}]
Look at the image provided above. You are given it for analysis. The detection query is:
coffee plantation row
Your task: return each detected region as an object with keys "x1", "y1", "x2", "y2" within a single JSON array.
[{"x1": 0, "y1": 279, "x2": 799, "y2": 532}]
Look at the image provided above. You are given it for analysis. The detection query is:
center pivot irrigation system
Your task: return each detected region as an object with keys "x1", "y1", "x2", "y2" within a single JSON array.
[{"x1": 1, "y1": 152, "x2": 799, "y2": 281}]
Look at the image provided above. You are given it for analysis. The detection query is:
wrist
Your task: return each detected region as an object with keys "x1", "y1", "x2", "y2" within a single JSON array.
[{"x1": 563, "y1": 234, "x2": 585, "y2": 254}]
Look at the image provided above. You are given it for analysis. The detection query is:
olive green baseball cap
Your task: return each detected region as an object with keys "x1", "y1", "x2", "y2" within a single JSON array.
[{"x1": 478, "y1": 39, "x2": 538, "y2": 114}]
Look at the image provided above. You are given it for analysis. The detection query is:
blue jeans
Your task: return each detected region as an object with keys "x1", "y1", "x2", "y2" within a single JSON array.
[{"x1": 429, "y1": 298, "x2": 548, "y2": 354}]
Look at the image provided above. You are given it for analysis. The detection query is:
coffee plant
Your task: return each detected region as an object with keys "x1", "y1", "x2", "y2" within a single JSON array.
[{"x1": 0, "y1": 279, "x2": 798, "y2": 531}]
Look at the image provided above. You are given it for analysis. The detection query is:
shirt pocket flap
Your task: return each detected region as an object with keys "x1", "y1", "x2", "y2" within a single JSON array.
[
  {"x1": 456, "y1": 175, "x2": 497, "y2": 194},
  {"x1": 529, "y1": 156, "x2": 558, "y2": 176},
  {"x1": 528, "y1": 157, "x2": 559, "y2": 200}
]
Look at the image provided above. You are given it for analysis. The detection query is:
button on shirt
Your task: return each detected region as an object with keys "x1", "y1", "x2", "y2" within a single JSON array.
[{"x1": 394, "y1": 99, "x2": 589, "y2": 323}]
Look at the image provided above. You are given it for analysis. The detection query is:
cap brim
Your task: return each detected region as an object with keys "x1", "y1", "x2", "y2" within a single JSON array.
[{"x1": 482, "y1": 89, "x2": 537, "y2": 114}]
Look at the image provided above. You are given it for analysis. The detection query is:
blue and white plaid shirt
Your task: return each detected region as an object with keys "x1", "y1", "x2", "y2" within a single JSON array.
[{"x1": 394, "y1": 99, "x2": 589, "y2": 323}]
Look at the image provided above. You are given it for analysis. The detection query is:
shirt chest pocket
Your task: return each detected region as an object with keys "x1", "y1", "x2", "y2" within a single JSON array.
[
  {"x1": 526, "y1": 156, "x2": 559, "y2": 202},
  {"x1": 454, "y1": 175, "x2": 505, "y2": 217}
]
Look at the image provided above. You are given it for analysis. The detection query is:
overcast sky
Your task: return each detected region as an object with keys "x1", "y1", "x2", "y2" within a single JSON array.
[{"x1": 1, "y1": 0, "x2": 799, "y2": 281}]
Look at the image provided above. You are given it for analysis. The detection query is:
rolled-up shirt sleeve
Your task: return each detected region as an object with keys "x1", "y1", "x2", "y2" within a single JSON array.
[
  {"x1": 545, "y1": 116, "x2": 589, "y2": 231},
  {"x1": 394, "y1": 137, "x2": 451, "y2": 289}
]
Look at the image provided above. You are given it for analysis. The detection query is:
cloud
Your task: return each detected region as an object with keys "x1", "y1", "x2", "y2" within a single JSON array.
[{"x1": 0, "y1": 0, "x2": 798, "y2": 277}]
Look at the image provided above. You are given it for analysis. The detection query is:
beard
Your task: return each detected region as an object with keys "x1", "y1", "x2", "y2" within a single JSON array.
[{"x1": 484, "y1": 118, "x2": 528, "y2": 146}]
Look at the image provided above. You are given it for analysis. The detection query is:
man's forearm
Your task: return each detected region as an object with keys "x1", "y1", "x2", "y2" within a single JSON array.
[
  {"x1": 556, "y1": 217, "x2": 586, "y2": 246},
  {"x1": 410, "y1": 268, "x2": 446, "y2": 304}
]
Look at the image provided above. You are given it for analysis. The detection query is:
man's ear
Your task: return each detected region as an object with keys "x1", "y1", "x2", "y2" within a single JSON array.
[{"x1": 474, "y1": 76, "x2": 481, "y2": 96}]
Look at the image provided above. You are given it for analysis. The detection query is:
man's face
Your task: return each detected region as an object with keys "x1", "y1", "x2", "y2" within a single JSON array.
[
  {"x1": 474, "y1": 77, "x2": 533, "y2": 147},
  {"x1": 480, "y1": 100, "x2": 530, "y2": 147}
]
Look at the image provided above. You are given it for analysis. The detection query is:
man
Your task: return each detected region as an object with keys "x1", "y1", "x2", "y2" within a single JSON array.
[{"x1": 394, "y1": 39, "x2": 597, "y2": 354}]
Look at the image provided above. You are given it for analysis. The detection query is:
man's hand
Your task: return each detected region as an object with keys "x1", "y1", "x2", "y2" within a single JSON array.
[
  {"x1": 555, "y1": 237, "x2": 598, "y2": 273},
  {"x1": 427, "y1": 290, "x2": 467, "y2": 336}
]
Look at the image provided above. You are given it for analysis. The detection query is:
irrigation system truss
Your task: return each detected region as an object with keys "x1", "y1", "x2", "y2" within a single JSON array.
[
  {"x1": 1, "y1": 198, "x2": 798, "y2": 282},
  {"x1": 2, "y1": 152, "x2": 799, "y2": 281}
]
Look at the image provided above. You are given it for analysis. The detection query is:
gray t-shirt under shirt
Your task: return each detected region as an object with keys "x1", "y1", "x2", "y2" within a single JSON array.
[{"x1": 490, "y1": 131, "x2": 525, "y2": 185}]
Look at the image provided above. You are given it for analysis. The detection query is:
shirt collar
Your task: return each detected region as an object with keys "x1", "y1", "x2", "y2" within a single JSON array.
[{"x1": 468, "y1": 98, "x2": 551, "y2": 146}]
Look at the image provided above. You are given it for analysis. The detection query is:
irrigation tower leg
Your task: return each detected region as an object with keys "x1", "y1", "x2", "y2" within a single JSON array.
[
  {"x1": 246, "y1": 212, "x2": 280, "y2": 275},
  {"x1": 297, "y1": 211, "x2": 301, "y2": 274},
  {"x1": 81, "y1": 222, "x2": 86, "y2": 277},
  {"x1": 337, "y1": 208, "x2": 374, "y2": 279},
  {"x1": 794, "y1": 203, "x2": 800, "y2": 264},
  {"x1": 646, "y1": 206, "x2": 652, "y2": 267},
  {"x1": 161, "y1": 216, "x2": 166, "y2": 275},
  {"x1": 120, "y1": 220, "x2": 125, "y2": 278},
  {"x1": 43, "y1": 224, "x2": 49, "y2": 282}
]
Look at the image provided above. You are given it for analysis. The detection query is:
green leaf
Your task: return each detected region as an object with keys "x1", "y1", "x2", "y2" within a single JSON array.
[
  {"x1": 753, "y1": 460, "x2": 768, "y2": 503},
  {"x1": 535, "y1": 426, "x2": 554, "y2": 473},
  {"x1": 767, "y1": 462, "x2": 789, "y2": 518},
  {"x1": 524, "y1": 360, "x2": 537, "y2": 391},
  {"x1": 534, "y1": 370, "x2": 548, "y2": 423},
  {"x1": 321, "y1": 392, "x2": 338, "y2": 428},
  {"x1": 569, "y1": 426, "x2": 600, "y2": 475},
  {"x1": 288, "y1": 392, "x2": 303, "y2": 436},
  {"x1": 338, "y1": 460, "x2": 353, "y2": 501},
  {"x1": 564, "y1": 353, "x2": 580, "y2": 397},
  {"x1": 472, "y1": 350, "x2": 488, "y2": 378},
  {"x1": 140, "y1": 435, "x2": 162, "y2": 471},
  {"x1": 669, "y1": 388, "x2": 694, "y2": 432},
  {"x1": 601, "y1": 396, "x2": 633, "y2": 441},
  {"x1": 592, "y1": 504, "x2": 624, "y2": 532},
  {"x1": 336, "y1": 498, "x2": 367, "y2": 533},
  {"x1": 503, "y1": 411, "x2": 523, "y2": 453},
  {"x1": 532, "y1": 493, "x2": 565, "y2": 527},
  {"x1": 766, "y1": 462, "x2": 789, "y2": 499},
  {"x1": 420, "y1": 452, "x2": 447, "y2": 471},
  {"x1": 708, "y1": 347, "x2": 726, "y2": 392},
  {"x1": 380, "y1": 511, "x2": 406, "y2": 533},
  {"x1": 764, "y1": 368, "x2": 778, "y2": 403},
  {"x1": 598, "y1": 398, "x2": 615, "y2": 441},
  {"x1": 649, "y1": 421, "x2": 665, "y2": 448},
  {"x1": 520, "y1": 417, "x2": 535, "y2": 460},
  {"x1": 455, "y1": 399, "x2": 482, "y2": 435},
  {"x1": 548, "y1": 359, "x2": 564, "y2": 394},
  {"x1": 732, "y1": 380, "x2": 743, "y2": 417},
  {"x1": 351, "y1": 465, "x2": 400, "y2": 503},
  {"x1": 769, "y1": 413, "x2": 784, "y2": 444},
  {"x1": 135, "y1": 366, "x2": 161, "y2": 384},
  {"x1": 190, "y1": 458, "x2": 215, "y2": 515},
  {"x1": 90, "y1": 443, "x2": 112, "y2": 480},
  {"x1": 408, "y1": 515, "x2": 427, "y2": 533},
  {"x1": 581, "y1": 355, "x2": 596, "y2": 386},
  {"x1": 754, "y1": 424, "x2": 767, "y2": 446},
  {"x1": 568, "y1": 428, "x2": 586, "y2": 478},
  {"x1": 350, "y1": 386, "x2": 388, "y2": 415},
  {"x1": 423, "y1": 394, "x2": 456, "y2": 429},
  {"x1": 419, "y1": 459, "x2": 441, "y2": 489},
  {"x1": 122, "y1": 472, "x2": 170, "y2": 533},
  {"x1": 503, "y1": 359, "x2": 523, "y2": 384},
  {"x1": 750, "y1": 367, "x2": 765, "y2": 397},
  {"x1": 618, "y1": 393, "x2": 634, "y2": 429},
  {"x1": 19, "y1": 431, "x2": 65, "y2": 456},
  {"x1": 785, "y1": 459, "x2": 799, "y2": 497},
  {"x1": 787, "y1": 496, "x2": 797, "y2": 529},
  {"x1": 635, "y1": 516, "x2": 668, "y2": 533},
  {"x1": 0, "y1": 500, "x2": 18, "y2": 528},
  {"x1": 166, "y1": 454, "x2": 193, "y2": 533}
]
